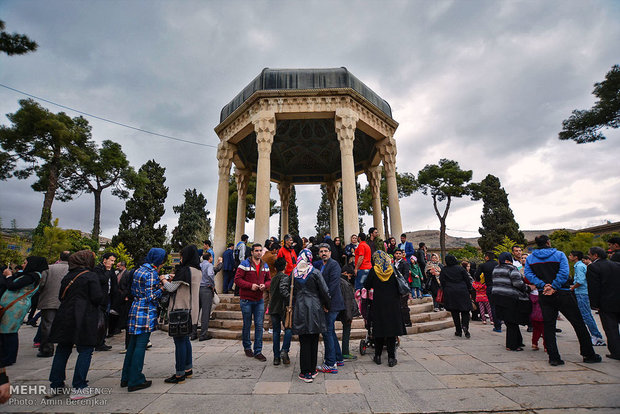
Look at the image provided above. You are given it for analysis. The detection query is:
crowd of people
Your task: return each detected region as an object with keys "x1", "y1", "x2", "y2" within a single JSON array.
[{"x1": 0, "y1": 231, "x2": 619, "y2": 403}]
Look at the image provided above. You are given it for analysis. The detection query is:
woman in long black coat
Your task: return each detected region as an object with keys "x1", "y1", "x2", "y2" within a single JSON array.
[
  {"x1": 48, "y1": 250, "x2": 103, "y2": 398},
  {"x1": 440, "y1": 255, "x2": 473, "y2": 338},
  {"x1": 364, "y1": 251, "x2": 407, "y2": 367}
]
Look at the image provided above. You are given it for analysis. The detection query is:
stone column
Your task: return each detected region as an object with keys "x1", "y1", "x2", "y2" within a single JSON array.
[
  {"x1": 278, "y1": 182, "x2": 292, "y2": 237},
  {"x1": 365, "y1": 165, "x2": 384, "y2": 239},
  {"x1": 326, "y1": 181, "x2": 341, "y2": 238},
  {"x1": 234, "y1": 167, "x2": 251, "y2": 243},
  {"x1": 251, "y1": 110, "x2": 276, "y2": 245},
  {"x1": 213, "y1": 140, "x2": 234, "y2": 292},
  {"x1": 378, "y1": 135, "x2": 403, "y2": 238},
  {"x1": 335, "y1": 107, "x2": 360, "y2": 241}
]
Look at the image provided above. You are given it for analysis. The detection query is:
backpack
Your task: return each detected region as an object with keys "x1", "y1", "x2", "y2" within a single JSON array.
[{"x1": 234, "y1": 241, "x2": 250, "y2": 267}]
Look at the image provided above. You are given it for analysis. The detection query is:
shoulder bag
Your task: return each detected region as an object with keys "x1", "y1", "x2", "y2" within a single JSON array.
[
  {"x1": 284, "y1": 274, "x2": 294, "y2": 329},
  {"x1": 393, "y1": 265, "x2": 411, "y2": 296},
  {"x1": 168, "y1": 282, "x2": 192, "y2": 337}
]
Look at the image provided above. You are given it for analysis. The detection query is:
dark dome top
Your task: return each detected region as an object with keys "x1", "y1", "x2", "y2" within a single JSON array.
[{"x1": 219, "y1": 67, "x2": 393, "y2": 123}]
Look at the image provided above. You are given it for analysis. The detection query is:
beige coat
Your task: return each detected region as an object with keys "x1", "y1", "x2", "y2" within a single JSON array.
[{"x1": 170, "y1": 267, "x2": 201, "y2": 325}]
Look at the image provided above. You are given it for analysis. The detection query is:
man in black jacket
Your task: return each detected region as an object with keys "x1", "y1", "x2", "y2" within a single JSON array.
[
  {"x1": 587, "y1": 246, "x2": 620, "y2": 360},
  {"x1": 475, "y1": 252, "x2": 501, "y2": 332}
]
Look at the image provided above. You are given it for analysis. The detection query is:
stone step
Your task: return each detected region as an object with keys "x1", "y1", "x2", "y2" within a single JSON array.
[
  {"x1": 204, "y1": 319, "x2": 454, "y2": 341},
  {"x1": 211, "y1": 302, "x2": 435, "y2": 320},
  {"x1": 216, "y1": 294, "x2": 433, "y2": 307},
  {"x1": 209, "y1": 310, "x2": 451, "y2": 330}
]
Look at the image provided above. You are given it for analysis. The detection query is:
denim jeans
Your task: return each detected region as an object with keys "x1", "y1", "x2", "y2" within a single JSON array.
[
  {"x1": 410, "y1": 288, "x2": 422, "y2": 298},
  {"x1": 49, "y1": 343, "x2": 94, "y2": 389},
  {"x1": 575, "y1": 293, "x2": 603, "y2": 339},
  {"x1": 121, "y1": 332, "x2": 151, "y2": 387},
  {"x1": 240, "y1": 299, "x2": 264, "y2": 355},
  {"x1": 322, "y1": 310, "x2": 343, "y2": 366},
  {"x1": 270, "y1": 314, "x2": 292, "y2": 358},
  {"x1": 173, "y1": 335, "x2": 192, "y2": 376},
  {"x1": 355, "y1": 269, "x2": 370, "y2": 291}
]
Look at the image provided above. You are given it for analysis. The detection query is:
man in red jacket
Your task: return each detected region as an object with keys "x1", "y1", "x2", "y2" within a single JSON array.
[
  {"x1": 234, "y1": 243, "x2": 271, "y2": 361},
  {"x1": 277, "y1": 234, "x2": 297, "y2": 275}
]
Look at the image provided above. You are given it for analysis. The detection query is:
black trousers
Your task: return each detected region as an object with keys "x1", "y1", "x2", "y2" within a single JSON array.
[
  {"x1": 505, "y1": 322, "x2": 523, "y2": 350},
  {"x1": 539, "y1": 290, "x2": 596, "y2": 361},
  {"x1": 451, "y1": 311, "x2": 470, "y2": 334},
  {"x1": 374, "y1": 336, "x2": 396, "y2": 359},
  {"x1": 299, "y1": 333, "x2": 319, "y2": 375},
  {"x1": 486, "y1": 286, "x2": 502, "y2": 330},
  {"x1": 599, "y1": 311, "x2": 620, "y2": 358}
]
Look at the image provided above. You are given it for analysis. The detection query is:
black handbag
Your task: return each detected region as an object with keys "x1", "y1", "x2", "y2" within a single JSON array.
[
  {"x1": 393, "y1": 266, "x2": 410, "y2": 296},
  {"x1": 168, "y1": 282, "x2": 192, "y2": 337}
]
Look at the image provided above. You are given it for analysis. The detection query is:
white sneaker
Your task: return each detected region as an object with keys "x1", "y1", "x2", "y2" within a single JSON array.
[
  {"x1": 593, "y1": 338, "x2": 606, "y2": 346},
  {"x1": 268, "y1": 329, "x2": 273, "y2": 334},
  {"x1": 70, "y1": 388, "x2": 99, "y2": 400},
  {"x1": 119, "y1": 349, "x2": 127, "y2": 354}
]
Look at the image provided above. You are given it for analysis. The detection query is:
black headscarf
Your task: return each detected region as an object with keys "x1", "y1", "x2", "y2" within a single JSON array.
[
  {"x1": 445, "y1": 254, "x2": 459, "y2": 266},
  {"x1": 23, "y1": 256, "x2": 49, "y2": 274},
  {"x1": 174, "y1": 244, "x2": 200, "y2": 284},
  {"x1": 68, "y1": 250, "x2": 95, "y2": 271}
]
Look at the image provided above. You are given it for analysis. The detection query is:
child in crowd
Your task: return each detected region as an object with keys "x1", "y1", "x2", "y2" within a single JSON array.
[
  {"x1": 529, "y1": 288, "x2": 545, "y2": 351},
  {"x1": 409, "y1": 256, "x2": 423, "y2": 299},
  {"x1": 472, "y1": 275, "x2": 492, "y2": 324}
]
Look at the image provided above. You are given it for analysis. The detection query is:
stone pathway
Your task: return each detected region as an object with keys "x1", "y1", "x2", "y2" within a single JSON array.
[{"x1": 3, "y1": 316, "x2": 619, "y2": 413}]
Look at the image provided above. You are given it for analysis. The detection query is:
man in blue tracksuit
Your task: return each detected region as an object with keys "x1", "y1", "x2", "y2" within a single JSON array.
[{"x1": 524, "y1": 235, "x2": 601, "y2": 366}]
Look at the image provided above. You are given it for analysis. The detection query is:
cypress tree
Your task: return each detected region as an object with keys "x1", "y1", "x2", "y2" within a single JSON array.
[
  {"x1": 112, "y1": 160, "x2": 168, "y2": 261},
  {"x1": 170, "y1": 188, "x2": 211, "y2": 251},
  {"x1": 472, "y1": 174, "x2": 525, "y2": 251}
]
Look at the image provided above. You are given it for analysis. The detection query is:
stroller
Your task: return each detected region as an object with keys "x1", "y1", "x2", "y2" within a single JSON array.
[
  {"x1": 359, "y1": 291, "x2": 374, "y2": 355},
  {"x1": 358, "y1": 288, "x2": 401, "y2": 355}
]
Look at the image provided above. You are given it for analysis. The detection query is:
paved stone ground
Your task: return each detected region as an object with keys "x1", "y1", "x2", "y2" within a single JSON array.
[{"x1": 3, "y1": 316, "x2": 619, "y2": 413}]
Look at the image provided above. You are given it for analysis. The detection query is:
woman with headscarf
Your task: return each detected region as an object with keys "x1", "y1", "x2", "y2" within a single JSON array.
[
  {"x1": 121, "y1": 248, "x2": 167, "y2": 392},
  {"x1": 0, "y1": 256, "x2": 47, "y2": 367},
  {"x1": 440, "y1": 255, "x2": 474, "y2": 338},
  {"x1": 47, "y1": 250, "x2": 103, "y2": 400},
  {"x1": 364, "y1": 250, "x2": 407, "y2": 367},
  {"x1": 280, "y1": 249, "x2": 331, "y2": 383},
  {"x1": 161, "y1": 245, "x2": 201, "y2": 384},
  {"x1": 425, "y1": 253, "x2": 444, "y2": 311},
  {"x1": 491, "y1": 252, "x2": 531, "y2": 351}
]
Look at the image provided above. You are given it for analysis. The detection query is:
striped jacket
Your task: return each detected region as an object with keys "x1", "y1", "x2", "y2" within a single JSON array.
[{"x1": 234, "y1": 258, "x2": 271, "y2": 301}]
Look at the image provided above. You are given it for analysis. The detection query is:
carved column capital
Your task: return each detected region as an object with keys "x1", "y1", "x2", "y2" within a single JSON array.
[
  {"x1": 278, "y1": 181, "x2": 292, "y2": 207},
  {"x1": 217, "y1": 141, "x2": 235, "y2": 177},
  {"x1": 251, "y1": 110, "x2": 276, "y2": 157},
  {"x1": 326, "y1": 181, "x2": 341, "y2": 207},
  {"x1": 366, "y1": 165, "x2": 382, "y2": 196},
  {"x1": 335, "y1": 107, "x2": 359, "y2": 154},
  {"x1": 234, "y1": 167, "x2": 251, "y2": 199},
  {"x1": 377, "y1": 135, "x2": 397, "y2": 176}
]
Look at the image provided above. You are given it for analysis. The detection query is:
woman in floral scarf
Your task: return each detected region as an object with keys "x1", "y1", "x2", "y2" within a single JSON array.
[{"x1": 363, "y1": 250, "x2": 406, "y2": 367}]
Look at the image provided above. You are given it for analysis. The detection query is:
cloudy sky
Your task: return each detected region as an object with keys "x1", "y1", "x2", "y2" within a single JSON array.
[{"x1": 1, "y1": 1, "x2": 619, "y2": 243}]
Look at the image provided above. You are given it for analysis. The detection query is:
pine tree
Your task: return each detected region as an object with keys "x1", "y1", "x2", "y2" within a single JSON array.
[
  {"x1": 170, "y1": 188, "x2": 211, "y2": 251},
  {"x1": 471, "y1": 174, "x2": 525, "y2": 252},
  {"x1": 315, "y1": 183, "x2": 364, "y2": 239},
  {"x1": 112, "y1": 160, "x2": 168, "y2": 262}
]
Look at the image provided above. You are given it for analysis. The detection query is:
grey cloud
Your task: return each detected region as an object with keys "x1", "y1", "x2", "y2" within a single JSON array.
[{"x1": 1, "y1": 0, "x2": 619, "y2": 241}]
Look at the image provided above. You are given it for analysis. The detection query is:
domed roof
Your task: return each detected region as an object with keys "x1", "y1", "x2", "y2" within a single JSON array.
[{"x1": 219, "y1": 67, "x2": 393, "y2": 123}]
